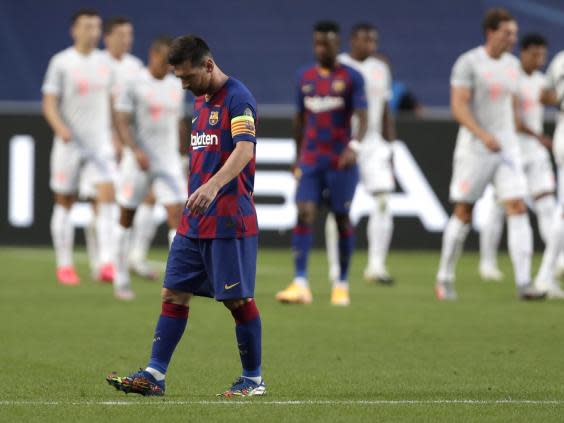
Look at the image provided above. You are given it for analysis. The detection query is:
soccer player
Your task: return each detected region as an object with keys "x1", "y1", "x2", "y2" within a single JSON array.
[
  {"x1": 42, "y1": 9, "x2": 116, "y2": 285},
  {"x1": 275, "y1": 21, "x2": 368, "y2": 306},
  {"x1": 111, "y1": 36, "x2": 187, "y2": 300},
  {"x1": 107, "y1": 35, "x2": 265, "y2": 396},
  {"x1": 479, "y1": 33, "x2": 557, "y2": 282},
  {"x1": 325, "y1": 23, "x2": 396, "y2": 285},
  {"x1": 435, "y1": 9, "x2": 545, "y2": 300}
]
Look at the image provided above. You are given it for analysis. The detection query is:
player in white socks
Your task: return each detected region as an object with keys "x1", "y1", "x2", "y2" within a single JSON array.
[
  {"x1": 435, "y1": 9, "x2": 545, "y2": 301},
  {"x1": 42, "y1": 9, "x2": 117, "y2": 285},
  {"x1": 479, "y1": 33, "x2": 556, "y2": 282},
  {"x1": 325, "y1": 23, "x2": 396, "y2": 285},
  {"x1": 533, "y1": 44, "x2": 564, "y2": 298},
  {"x1": 113, "y1": 36, "x2": 187, "y2": 300}
]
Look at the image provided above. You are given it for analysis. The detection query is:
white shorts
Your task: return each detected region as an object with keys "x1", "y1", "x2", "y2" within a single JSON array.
[
  {"x1": 116, "y1": 150, "x2": 186, "y2": 209},
  {"x1": 522, "y1": 152, "x2": 555, "y2": 198},
  {"x1": 357, "y1": 137, "x2": 395, "y2": 193},
  {"x1": 449, "y1": 148, "x2": 527, "y2": 204},
  {"x1": 50, "y1": 139, "x2": 116, "y2": 195}
]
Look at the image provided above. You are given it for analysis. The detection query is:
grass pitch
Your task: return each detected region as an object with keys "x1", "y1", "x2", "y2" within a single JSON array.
[{"x1": 1, "y1": 246, "x2": 564, "y2": 422}]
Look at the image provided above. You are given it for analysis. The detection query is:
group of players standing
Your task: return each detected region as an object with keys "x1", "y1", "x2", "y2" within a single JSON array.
[{"x1": 43, "y1": 10, "x2": 187, "y2": 300}]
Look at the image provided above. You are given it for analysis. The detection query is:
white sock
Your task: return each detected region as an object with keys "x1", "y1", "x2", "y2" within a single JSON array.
[
  {"x1": 242, "y1": 375, "x2": 262, "y2": 384},
  {"x1": 168, "y1": 228, "x2": 176, "y2": 248},
  {"x1": 96, "y1": 203, "x2": 115, "y2": 266},
  {"x1": 51, "y1": 204, "x2": 74, "y2": 268},
  {"x1": 479, "y1": 202, "x2": 504, "y2": 270},
  {"x1": 534, "y1": 195, "x2": 556, "y2": 244},
  {"x1": 294, "y1": 276, "x2": 309, "y2": 289},
  {"x1": 367, "y1": 194, "x2": 393, "y2": 274},
  {"x1": 324, "y1": 213, "x2": 340, "y2": 282},
  {"x1": 507, "y1": 213, "x2": 533, "y2": 288},
  {"x1": 437, "y1": 215, "x2": 470, "y2": 282},
  {"x1": 535, "y1": 212, "x2": 564, "y2": 289},
  {"x1": 114, "y1": 224, "x2": 132, "y2": 290},
  {"x1": 145, "y1": 367, "x2": 166, "y2": 381},
  {"x1": 84, "y1": 210, "x2": 99, "y2": 274},
  {"x1": 129, "y1": 203, "x2": 157, "y2": 264}
]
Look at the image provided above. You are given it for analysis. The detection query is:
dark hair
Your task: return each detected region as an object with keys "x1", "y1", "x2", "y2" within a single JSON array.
[
  {"x1": 520, "y1": 33, "x2": 547, "y2": 50},
  {"x1": 151, "y1": 35, "x2": 173, "y2": 51},
  {"x1": 314, "y1": 20, "x2": 340, "y2": 34},
  {"x1": 168, "y1": 35, "x2": 211, "y2": 66},
  {"x1": 71, "y1": 8, "x2": 99, "y2": 25},
  {"x1": 351, "y1": 22, "x2": 377, "y2": 37},
  {"x1": 482, "y1": 8, "x2": 513, "y2": 34},
  {"x1": 103, "y1": 16, "x2": 131, "y2": 35}
]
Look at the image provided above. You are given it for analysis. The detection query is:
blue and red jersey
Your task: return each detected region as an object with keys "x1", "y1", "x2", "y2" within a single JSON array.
[
  {"x1": 177, "y1": 77, "x2": 258, "y2": 239},
  {"x1": 296, "y1": 64, "x2": 366, "y2": 170}
]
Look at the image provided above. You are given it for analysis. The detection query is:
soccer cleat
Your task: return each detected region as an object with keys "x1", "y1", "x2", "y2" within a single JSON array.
[
  {"x1": 364, "y1": 268, "x2": 394, "y2": 286},
  {"x1": 435, "y1": 280, "x2": 457, "y2": 301},
  {"x1": 517, "y1": 284, "x2": 547, "y2": 301},
  {"x1": 106, "y1": 369, "x2": 165, "y2": 396},
  {"x1": 129, "y1": 260, "x2": 158, "y2": 281},
  {"x1": 98, "y1": 263, "x2": 115, "y2": 283},
  {"x1": 331, "y1": 284, "x2": 350, "y2": 306},
  {"x1": 114, "y1": 287, "x2": 136, "y2": 301},
  {"x1": 56, "y1": 266, "x2": 80, "y2": 286},
  {"x1": 479, "y1": 264, "x2": 504, "y2": 282},
  {"x1": 217, "y1": 377, "x2": 266, "y2": 398},
  {"x1": 275, "y1": 282, "x2": 312, "y2": 304}
]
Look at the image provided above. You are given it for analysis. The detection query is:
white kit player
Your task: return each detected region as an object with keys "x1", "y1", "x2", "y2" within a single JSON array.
[
  {"x1": 42, "y1": 9, "x2": 117, "y2": 286},
  {"x1": 435, "y1": 9, "x2": 545, "y2": 301},
  {"x1": 533, "y1": 43, "x2": 564, "y2": 298},
  {"x1": 479, "y1": 33, "x2": 557, "y2": 282},
  {"x1": 325, "y1": 23, "x2": 397, "y2": 285},
  {"x1": 113, "y1": 37, "x2": 187, "y2": 300}
]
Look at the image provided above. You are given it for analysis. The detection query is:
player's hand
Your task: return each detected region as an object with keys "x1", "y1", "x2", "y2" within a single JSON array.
[
  {"x1": 291, "y1": 161, "x2": 302, "y2": 180},
  {"x1": 134, "y1": 147, "x2": 150, "y2": 171},
  {"x1": 56, "y1": 126, "x2": 72, "y2": 143},
  {"x1": 480, "y1": 133, "x2": 501, "y2": 152},
  {"x1": 186, "y1": 180, "x2": 220, "y2": 215},
  {"x1": 338, "y1": 147, "x2": 357, "y2": 169},
  {"x1": 538, "y1": 134, "x2": 553, "y2": 150}
]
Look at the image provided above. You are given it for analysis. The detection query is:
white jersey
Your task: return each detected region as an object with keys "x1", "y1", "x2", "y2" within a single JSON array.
[
  {"x1": 101, "y1": 50, "x2": 143, "y2": 98},
  {"x1": 42, "y1": 47, "x2": 114, "y2": 151},
  {"x1": 451, "y1": 46, "x2": 520, "y2": 152},
  {"x1": 517, "y1": 69, "x2": 546, "y2": 160},
  {"x1": 546, "y1": 51, "x2": 564, "y2": 124},
  {"x1": 115, "y1": 68, "x2": 185, "y2": 170},
  {"x1": 338, "y1": 53, "x2": 392, "y2": 138}
]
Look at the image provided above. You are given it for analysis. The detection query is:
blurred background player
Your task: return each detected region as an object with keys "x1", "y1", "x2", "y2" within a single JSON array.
[
  {"x1": 112, "y1": 36, "x2": 187, "y2": 300},
  {"x1": 107, "y1": 34, "x2": 265, "y2": 397},
  {"x1": 325, "y1": 22, "x2": 396, "y2": 286},
  {"x1": 435, "y1": 8, "x2": 545, "y2": 301},
  {"x1": 275, "y1": 21, "x2": 368, "y2": 306},
  {"x1": 532, "y1": 42, "x2": 564, "y2": 298},
  {"x1": 42, "y1": 9, "x2": 116, "y2": 285},
  {"x1": 478, "y1": 33, "x2": 557, "y2": 282}
]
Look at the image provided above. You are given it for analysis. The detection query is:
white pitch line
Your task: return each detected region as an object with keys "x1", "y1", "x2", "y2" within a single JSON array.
[{"x1": 1, "y1": 399, "x2": 563, "y2": 406}]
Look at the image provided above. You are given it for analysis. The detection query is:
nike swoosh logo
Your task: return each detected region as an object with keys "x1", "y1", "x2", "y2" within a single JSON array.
[
  {"x1": 192, "y1": 116, "x2": 198, "y2": 123},
  {"x1": 224, "y1": 282, "x2": 240, "y2": 290}
]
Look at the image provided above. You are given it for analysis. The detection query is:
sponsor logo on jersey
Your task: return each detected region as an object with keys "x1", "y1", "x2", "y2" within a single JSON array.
[
  {"x1": 209, "y1": 110, "x2": 219, "y2": 126},
  {"x1": 191, "y1": 132, "x2": 219, "y2": 150},
  {"x1": 304, "y1": 96, "x2": 345, "y2": 113},
  {"x1": 332, "y1": 79, "x2": 346, "y2": 93}
]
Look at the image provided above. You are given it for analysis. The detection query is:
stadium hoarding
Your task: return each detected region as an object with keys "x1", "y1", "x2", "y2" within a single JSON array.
[{"x1": 0, "y1": 113, "x2": 549, "y2": 249}]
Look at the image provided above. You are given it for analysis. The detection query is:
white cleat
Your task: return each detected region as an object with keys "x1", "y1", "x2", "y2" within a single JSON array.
[
  {"x1": 479, "y1": 265, "x2": 504, "y2": 282},
  {"x1": 435, "y1": 280, "x2": 457, "y2": 301},
  {"x1": 114, "y1": 288, "x2": 136, "y2": 301},
  {"x1": 537, "y1": 282, "x2": 564, "y2": 300}
]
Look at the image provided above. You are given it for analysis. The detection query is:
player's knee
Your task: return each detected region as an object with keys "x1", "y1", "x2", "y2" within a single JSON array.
[
  {"x1": 161, "y1": 288, "x2": 191, "y2": 305},
  {"x1": 119, "y1": 208, "x2": 135, "y2": 228},
  {"x1": 222, "y1": 298, "x2": 247, "y2": 311},
  {"x1": 504, "y1": 199, "x2": 527, "y2": 215},
  {"x1": 96, "y1": 183, "x2": 115, "y2": 203},
  {"x1": 54, "y1": 193, "x2": 75, "y2": 209},
  {"x1": 453, "y1": 203, "x2": 473, "y2": 224},
  {"x1": 334, "y1": 214, "x2": 351, "y2": 233},
  {"x1": 297, "y1": 207, "x2": 316, "y2": 226}
]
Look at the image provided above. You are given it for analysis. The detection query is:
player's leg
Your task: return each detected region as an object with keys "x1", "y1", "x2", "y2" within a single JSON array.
[
  {"x1": 478, "y1": 188, "x2": 505, "y2": 281},
  {"x1": 78, "y1": 166, "x2": 100, "y2": 279},
  {"x1": 324, "y1": 212, "x2": 340, "y2": 283},
  {"x1": 129, "y1": 192, "x2": 158, "y2": 280},
  {"x1": 365, "y1": 192, "x2": 394, "y2": 284},
  {"x1": 50, "y1": 140, "x2": 81, "y2": 285},
  {"x1": 95, "y1": 181, "x2": 116, "y2": 281}
]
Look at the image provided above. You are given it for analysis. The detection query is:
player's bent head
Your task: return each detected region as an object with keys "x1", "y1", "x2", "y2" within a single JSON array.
[
  {"x1": 70, "y1": 8, "x2": 101, "y2": 48},
  {"x1": 520, "y1": 33, "x2": 548, "y2": 70},
  {"x1": 103, "y1": 16, "x2": 133, "y2": 53},
  {"x1": 350, "y1": 22, "x2": 378, "y2": 59},
  {"x1": 168, "y1": 35, "x2": 213, "y2": 96},
  {"x1": 313, "y1": 20, "x2": 340, "y2": 68},
  {"x1": 149, "y1": 35, "x2": 173, "y2": 78}
]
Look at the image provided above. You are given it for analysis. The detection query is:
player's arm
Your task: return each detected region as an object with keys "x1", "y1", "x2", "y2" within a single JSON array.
[
  {"x1": 114, "y1": 111, "x2": 149, "y2": 171},
  {"x1": 513, "y1": 94, "x2": 551, "y2": 149},
  {"x1": 382, "y1": 103, "x2": 396, "y2": 142},
  {"x1": 293, "y1": 111, "x2": 305, "y2": 173},
  {"x1": 451, "y1": 85, "x2": 500, "y2": 151},
  {"x1": 42, "y1": 94, "x2": 72, "y2": 142},
  {"x1": 339, "y1": 70, "x2": 368, "y2": 168}
]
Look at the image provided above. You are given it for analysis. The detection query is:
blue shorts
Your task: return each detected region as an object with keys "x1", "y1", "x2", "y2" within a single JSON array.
[
  {"x1": 295, "y1": 166, "x2": 359, "y2": 214},
  {"x1": 164, "y1": 234, "x2": 258, "y2": 301}
]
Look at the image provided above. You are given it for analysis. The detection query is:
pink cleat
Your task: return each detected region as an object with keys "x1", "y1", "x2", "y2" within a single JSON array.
[
  {"x1": 98, "y1": 263, "x2": 115, "y2": 283},
  {"x1": 56, "y1": 266, "x2": 80, "y2": 286}
]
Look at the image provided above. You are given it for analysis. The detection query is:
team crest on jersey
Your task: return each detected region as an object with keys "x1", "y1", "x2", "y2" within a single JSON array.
[
  {"x1": 302, "y1": 84, "x2": 314, "y2": 94},
  {"x1": 209, "y1": 110, "x2": 219, "y2": 126},
  {"x1": 332, "y1": 80, "x2": 346, "y2": 93}
]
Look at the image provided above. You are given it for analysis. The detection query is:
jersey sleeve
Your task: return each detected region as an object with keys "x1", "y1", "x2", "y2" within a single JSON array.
[
  {"x1": 114, "y1": 79, "x2": 135, "y2": 113},
  {"x1": 229, "y1": 89, "x2": 257, "y2": 144},
  {"x1": 383, "y1": 63, "x2": 393, "y2": 101},
  {"x1": 42, "y1": 55, "x2": 63, "y2": 95},
  {"x1": 350, "y1": 68, "x2": 367, "y2": 110},
  {"x1": 545, "y1": 54, "x2": 564, "y2": 100},
  {"x1": 450, "y1": 54, "x2": 473, "y2": 88}
]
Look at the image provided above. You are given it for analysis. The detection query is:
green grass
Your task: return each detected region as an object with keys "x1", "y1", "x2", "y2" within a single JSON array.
[{"x1": 1, "y1": 247, "x2": 564, "y2": 422}]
